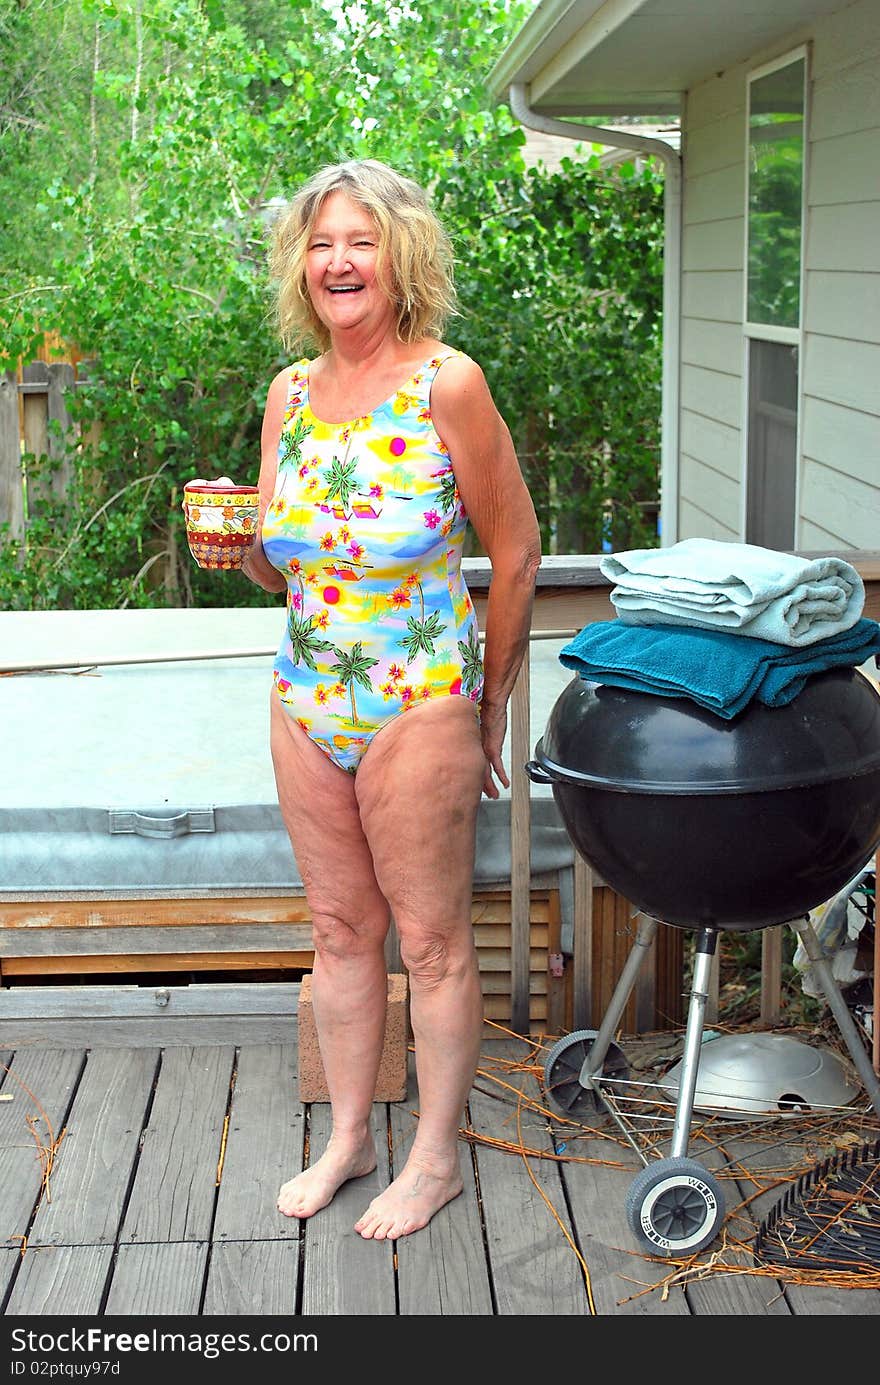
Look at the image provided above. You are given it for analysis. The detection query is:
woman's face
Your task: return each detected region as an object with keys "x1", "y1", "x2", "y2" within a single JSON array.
[{"x1": 304, "y1": 191, "x2": 393, "y2": 339}]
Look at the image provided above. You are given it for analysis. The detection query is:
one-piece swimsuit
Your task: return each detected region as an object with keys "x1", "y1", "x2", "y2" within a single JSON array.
[{"x1": 261, "y1": 352, "x2": 484, "y2": 772}]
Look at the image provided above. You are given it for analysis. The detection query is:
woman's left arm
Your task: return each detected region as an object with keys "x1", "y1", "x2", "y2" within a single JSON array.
[{"x1": 431, "y1": 354, "x2": 542, "y2": 799}]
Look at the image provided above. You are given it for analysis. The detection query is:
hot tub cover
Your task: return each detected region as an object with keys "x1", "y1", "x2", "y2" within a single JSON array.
[{"x1": 0, "y1": 609, "x2": 574, "y2": 899}]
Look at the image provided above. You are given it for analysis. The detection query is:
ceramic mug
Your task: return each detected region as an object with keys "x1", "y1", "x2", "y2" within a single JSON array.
[{"x1": 182, "y1": 478, "x2": 260, "y2": 571}]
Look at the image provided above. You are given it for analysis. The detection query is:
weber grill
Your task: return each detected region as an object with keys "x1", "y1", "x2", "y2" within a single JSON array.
[{"x1": 527, "y1": 666, "x2": 880, "y2": 1257}]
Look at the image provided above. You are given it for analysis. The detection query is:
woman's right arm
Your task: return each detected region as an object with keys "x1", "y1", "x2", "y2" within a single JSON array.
[{"x1": 241, "y1": 368, "x2": 289, "y2": 594}]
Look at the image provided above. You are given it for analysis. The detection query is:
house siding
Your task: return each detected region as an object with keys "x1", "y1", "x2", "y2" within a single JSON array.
[
  {"x1": 677, "y1": 0, "x2": 880, "y2": 549},
  {"x1": 679, "y1": 61, "x2": 747, "y2": 541}
]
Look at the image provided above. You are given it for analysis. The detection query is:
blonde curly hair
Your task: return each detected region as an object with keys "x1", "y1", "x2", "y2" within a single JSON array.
[{"x1": 268, "y1": 159, "x2": 457, "y2": 352}]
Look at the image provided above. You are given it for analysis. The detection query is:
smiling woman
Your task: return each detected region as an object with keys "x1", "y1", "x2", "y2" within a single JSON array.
[
  {"x1": 195, "y1": 158, "x2": 541, "y2": 1245},
  {"x1": 270, "y1": 159, "x2": 457, "y2": 358}
]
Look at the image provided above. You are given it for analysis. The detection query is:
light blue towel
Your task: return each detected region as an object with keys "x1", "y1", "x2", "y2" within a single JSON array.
[
  {"x1": 600, "y1": 538, "x2": 864, "y2": 647},
  {"x1": 559, "y1": 618, "x2": 880, "y2": 719}
]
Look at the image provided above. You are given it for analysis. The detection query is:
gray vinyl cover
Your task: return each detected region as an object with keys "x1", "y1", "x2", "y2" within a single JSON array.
[{"x1": 0, "y1": 609, "x2": 575, "y2": 901}]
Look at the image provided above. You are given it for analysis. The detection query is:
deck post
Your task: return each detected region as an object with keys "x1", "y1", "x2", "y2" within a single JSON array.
[
  {"x1": 509, "y1": 654, "x2": 532, "y2": 1035},
  {"x1": 571, "y1": 853, "x2": 593, "y2": 1028},
  {"x1": 0, "y1": 370, "x2": 23, "y2": 540}
]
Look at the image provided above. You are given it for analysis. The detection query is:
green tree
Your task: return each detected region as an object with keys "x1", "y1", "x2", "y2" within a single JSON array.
[{"x1": 449, "y1": 151, "x2": 663, "y2": 554}]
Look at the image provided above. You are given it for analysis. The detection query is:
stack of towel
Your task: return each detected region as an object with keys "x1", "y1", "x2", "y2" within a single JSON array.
[
  {"x1": 600, "y1": 537, "x2": 865, "y2": 645},
  {"x1": 560, "y1": 538, "x2": 880, "y2": 719}
]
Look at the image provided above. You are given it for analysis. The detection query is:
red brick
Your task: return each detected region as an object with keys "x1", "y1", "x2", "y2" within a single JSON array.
[{"x1": 297, "y1": 972, "x2": 409, "y2": 1102}]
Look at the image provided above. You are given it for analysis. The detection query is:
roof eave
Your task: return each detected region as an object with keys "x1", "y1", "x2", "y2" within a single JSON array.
[
  {"x1": 490, "y1": 5, "x2": 682, "y2": 126},
  {"x1": 488, "y1": 0, "x2": 602, "y2": 98}
]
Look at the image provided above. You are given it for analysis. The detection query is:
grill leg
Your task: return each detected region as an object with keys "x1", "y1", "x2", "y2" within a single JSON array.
[
  {"x1": 790, "y1": 913, "x2": 880, "y2": 1117},
  {"x1": 577, "y1": 912, "x2": 659, "y2": 1085},
  {"x1": 670, "y1": 928, "x2": 719, "y2": 1159}
]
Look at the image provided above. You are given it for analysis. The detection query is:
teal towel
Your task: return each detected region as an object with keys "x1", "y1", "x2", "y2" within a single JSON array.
[
  {"x1": 600, "y1": 538, "x2": 864, "y2": 647},
  {"x1": 559, "y1": 618, "x2": 880, "y2": 719}
]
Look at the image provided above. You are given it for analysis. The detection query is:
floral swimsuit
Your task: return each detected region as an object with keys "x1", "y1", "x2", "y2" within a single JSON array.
[{"x1": 261, "y1": 353, "x2": 484, "y2": 772}]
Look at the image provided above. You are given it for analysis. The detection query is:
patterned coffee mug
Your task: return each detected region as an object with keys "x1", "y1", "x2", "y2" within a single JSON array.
[{"x1": 183, "y1": 479, "x2": 260, "y2": 570}]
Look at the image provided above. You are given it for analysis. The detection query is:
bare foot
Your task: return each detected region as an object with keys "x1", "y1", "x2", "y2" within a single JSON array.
[
  {"x1": 354, "y1": 1155, "x2": 463, "y2": 1240},
  {"x1": 277, "y1": 1134, "x2": 377, "y2": 1219}
]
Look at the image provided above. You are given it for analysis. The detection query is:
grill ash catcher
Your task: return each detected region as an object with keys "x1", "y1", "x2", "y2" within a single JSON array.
[{"x1": 526, "y1": 666, "x2": 880, "y2": 1260}]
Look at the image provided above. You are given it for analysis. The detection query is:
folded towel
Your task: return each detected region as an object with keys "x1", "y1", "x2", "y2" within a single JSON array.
[
  {"x1": 559, "y1": 617, "x2": 880, "y2": 719},
  {"x1": 600, "y1": 538, "x2": 865, "y2": 646}
]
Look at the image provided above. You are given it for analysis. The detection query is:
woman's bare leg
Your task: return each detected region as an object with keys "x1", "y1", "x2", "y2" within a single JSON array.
[
  {"x1": 352, "y1": 696, "x2": 486, "y2": 1239},
  {"x1": 270, "y1": 694, "x2": 392, "y2": 1219}
]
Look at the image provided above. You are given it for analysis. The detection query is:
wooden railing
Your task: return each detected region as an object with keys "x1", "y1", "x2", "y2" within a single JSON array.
[{"x1": 465, "y1": 552, "x2": 880, "y2": 1044}]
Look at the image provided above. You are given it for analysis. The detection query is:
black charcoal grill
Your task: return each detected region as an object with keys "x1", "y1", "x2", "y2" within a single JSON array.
[{"x1": 526, "y1": 665, "x2": 880, "y2": 1258}]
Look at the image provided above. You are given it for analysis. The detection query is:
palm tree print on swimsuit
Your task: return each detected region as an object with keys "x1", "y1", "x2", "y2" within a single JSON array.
[
  {"x1": 278, "y1": 413, "x2": 314, "y2": 470},
  {"x1": 329, "y1": 641, "x2": 381, "y2": 728},
  {"x1": 270, "y1": 413, "x2": 314, "y2": 511},
  {"x1": 433, "y1": 466, "x2": 460, "y2": 518},
  {"x1": 388, "y1": 460, "x2": 415, "y2": 494},
  {"x1": 389, "y1": 452, "x2": 463, "y2": 673},
  {"x1": 456, "y1": 627, "x2": 483, "y2": 700},
  {"x1": 284, "y1": 566, "x2": 334, "y2": 672},
  {"x1": 321, "y1": 451, "x2": 360, "y2": 520},
  {"x1": 395, "y1": 576, "x2": 447, "y2": 666}
]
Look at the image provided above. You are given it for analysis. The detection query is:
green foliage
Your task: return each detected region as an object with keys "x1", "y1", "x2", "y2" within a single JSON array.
[
  {"x1": 747, "y1": 133, "x2": 803, "y2": 328},
  {"x1": 0, "y1": 0, "x2": 664, "y2": 610},
  {"x1": 448, "y1": 153, "x2": 663, "y2": 553},
  {"x1": 697, "y1": 928, "x2": 825, "y2": 1029}
]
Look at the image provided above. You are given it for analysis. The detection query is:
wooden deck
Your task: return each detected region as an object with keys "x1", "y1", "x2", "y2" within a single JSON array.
[{"x1": 2, "y1": 1025, "x2": 879, "y2": 1328}]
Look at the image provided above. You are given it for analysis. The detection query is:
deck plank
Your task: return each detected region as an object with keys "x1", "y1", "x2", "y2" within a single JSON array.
[
  {"x1": 4, "y1": 1245, "x2": 112, "y2": 1316},
  {"x1": 0, "y1": 1049, "x2": 84, "y2": 1249},
  {"x1": 676, "y1": 1120, "x2": 792, "y2": 1315},
  {"x1": 104, "y1": 1243, "x2": 208, "y2": 1315},
  {"x1": 522, "y1": 1035, "x2": 691, "y2": 1315},
  {"x1": 468, "y1": 1043, "x2": 591, "y2": 1315},
  {"x1": 213, "y1": 1044, "x2": 303, "y2": 1243},
  {"x1": 785, "y1": 1281, "x2": 880, "y2": 1313},
  {"x1": 555, "y1": 1120, "x2": 692, "y2": 1315},
  {"x1": 0, "y1": 1247, "x2": 21, "y2": 1307},
  {"x1": 202, "y1": 1240, "x2": 300, "y2": 1316},
  {"x1": 392, "y1": 1073, "x2": 495, "y2": 1316},
  {"x1": 28, "y1": 1048, "x2": 159, "y2": 1248},
  {"x1": 1, "y1": 1035, "x2": 878, "y2": 1318},
  {"x1": 299, "y1": 1102, "x2": 396, "y2": 1315},
  {"x1": 120, "y1": 1047, "x2": 235, "y2": 1243}
]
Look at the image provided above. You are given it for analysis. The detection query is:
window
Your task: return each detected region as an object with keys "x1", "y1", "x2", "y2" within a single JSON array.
[
  {"x1": 746, "y1": 341, "x2": 798, "y2": 549},
  {"x1": 746, "y1": 55, "x2": 806, "y2": 330},
  {"x1": 744, "y1": 51, "x2": 807, "y2": 549}
]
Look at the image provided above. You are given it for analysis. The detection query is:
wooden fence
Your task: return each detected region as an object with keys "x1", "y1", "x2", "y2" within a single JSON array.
[{"x1": 0, "y1": 362, "x2": 79, "y2": 538}]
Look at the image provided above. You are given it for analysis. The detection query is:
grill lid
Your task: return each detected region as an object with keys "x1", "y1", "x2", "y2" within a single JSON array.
[{"x1": 535, "y1": 667, "x2": 880, "y2": 795}]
